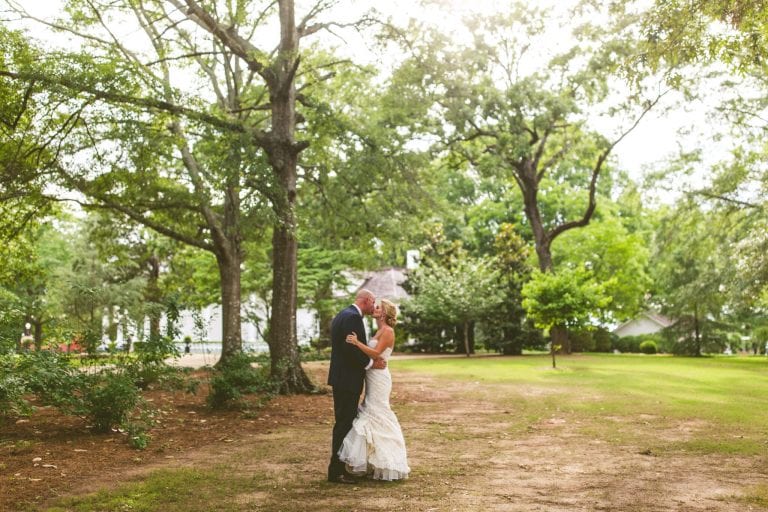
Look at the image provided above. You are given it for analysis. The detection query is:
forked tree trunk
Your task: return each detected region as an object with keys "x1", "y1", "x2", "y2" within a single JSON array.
[{"x1": 264, "y1": 0, "x2": 312, "y2": 393}]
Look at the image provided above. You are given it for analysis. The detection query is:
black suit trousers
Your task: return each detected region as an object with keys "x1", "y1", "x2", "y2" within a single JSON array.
[{"x1": 328, "y1": 386, "x2": 361, "y2": 478}]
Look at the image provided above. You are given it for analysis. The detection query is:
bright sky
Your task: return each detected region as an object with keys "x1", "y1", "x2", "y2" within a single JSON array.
[{"x1": 12, "y1": 0, "x2": 714, "y2": 198}]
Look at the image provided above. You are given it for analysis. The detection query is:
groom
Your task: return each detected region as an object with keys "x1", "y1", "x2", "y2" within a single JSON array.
[{"x1": 327, "y1": 288, "x2": 386, "y2": 483}]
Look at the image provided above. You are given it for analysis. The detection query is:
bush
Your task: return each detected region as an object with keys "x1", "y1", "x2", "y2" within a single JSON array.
[
  {"x1": 134, "y1": 335, "x2": 179, "y2": 365},
  {"x1": 207, "y1": 353, "x2": 276, "y2": 409},
  {"x1": 569, "y1": 330, "x2": 596, "y2": 352},
  {"x1": 125, "y1": 360, "x2": 187, "y2": 391},
  {"x1": 593, "y1": 329, "x2": 613, "y2": 352},
  {"x1": 613, "y1": 333, "x2": 665, "y2": 353},
  {"x1": 79, "y1": 372, "x2": 141, "y2": 433},
  {"x1": 0, "y1": 356, "x2": 32, "y2": 421},
  {"x1": 16, "y1": 350, "x2": 84, "y2": 411},
  {"x1": 639, "y1": 340, "x2": 658, "y2": 354}
]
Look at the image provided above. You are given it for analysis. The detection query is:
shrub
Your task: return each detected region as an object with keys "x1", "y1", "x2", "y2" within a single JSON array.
[
  {"x1": 593, "y1": 328, "x2": 613, "y2": 352},
  {"x1": 134, "y1": 335, "x2": 179, "y2": 365},
  {"x1": 613, "y1": 333, "x2": 665, "y2": 353},
  {"x1": 207, "y1": 353, "x2": 275, "y2": 409},
  {"x1": 0, "y1": 356, "x2": 32, "y2": 421},
  {"x1": 16, "y1": 350, "x2": 84, "y2": 411},
  {"x1": 125, "y1": 406, "x2": 156, "y2": 450},
  {"x1": 125, "y1": 360, "x2": 186, "y2": 391},
  {"x1": 569, "y1": 330, "x2": 596, "y2": 352},
  {"x1": 640, "y1": 340, "x2": 658, "y2": 354},
  {"x1": 79, "y1": 372, "x2": 141, "y2": 433}
]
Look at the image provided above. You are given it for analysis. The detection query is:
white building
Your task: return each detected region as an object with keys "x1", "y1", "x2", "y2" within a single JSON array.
[{"x1": 612, "y1": 311, "x2": 675, "y2": 338}]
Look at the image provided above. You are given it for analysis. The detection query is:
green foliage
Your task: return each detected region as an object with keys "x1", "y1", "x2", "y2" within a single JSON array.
[
  {"x1": 403, "y1": 254, "x2": 506, "y2": 354},
  {"x1": 134, "y1": 335, "x2": 180, "y2": 367},
  {"x1": 662, "y1": 316, "x2": 733, "y2": 356},
  {"x1": 207, "y1": 353, "x2": 276, "y2": 410},
  {"x1": 553, "y1": 215, "x2": 651, "y2": 323},
  {"x1": 0, "y1": 355, "x2": 31, "y2": 421},
  {"x1": 123, "y1": 399, "x2": 156, "y2": 450},
  {"x1": 79, "y1": 372, "x2": 141, "y2": 433},
  {"x1": 612, "y1": 333, "x2": 665, "y2": 354},
  {"x1": 125, "y1": 358, "x2": 185, "y2": 391},
  {"x1": 482, "y1": 224, "x2": 546, "y2": 355},
  {"x1": 5, "y1": 351, "x2": 156, "y2": 442},
  {"x1": 569, "y1": 330, "x2": 597, "y2": 352},
  {"x1": 593, "y1": 328, "x2": 613, "y2": 352},
  {"x1": 16, "y1": 350, "x2": 84, "y2": 411},
  {"x1": 522, "y1": 267, "x2": 612, "y2": 331},
  {"x1": 639, "y1": 340, "x2": 658, "y2": 354}
]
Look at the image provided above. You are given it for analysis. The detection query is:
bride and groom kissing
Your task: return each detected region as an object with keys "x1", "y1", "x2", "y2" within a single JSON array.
[{"x1": 327, "y1": 289, "x2": 410, "y2": 484}]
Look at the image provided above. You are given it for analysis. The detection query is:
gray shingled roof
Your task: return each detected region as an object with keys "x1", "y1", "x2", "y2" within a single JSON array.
[{"x1": 355, "y1": 267, "x2": 409, "y2": 303}]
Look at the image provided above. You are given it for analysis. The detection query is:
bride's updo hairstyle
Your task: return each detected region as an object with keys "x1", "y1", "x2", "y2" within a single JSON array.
[{"x1": 380, "y1": 299, "x2": 398, "y2": 328}]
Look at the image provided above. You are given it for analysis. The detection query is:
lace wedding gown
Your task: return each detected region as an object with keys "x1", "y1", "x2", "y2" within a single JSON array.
[{"x1": 338, "y1": 338, "x2": 410, "y2": 481}]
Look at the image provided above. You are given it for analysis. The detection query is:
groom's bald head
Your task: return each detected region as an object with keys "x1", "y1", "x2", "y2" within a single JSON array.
[{"x1": 355, "y1": 289, "x2": 376, "y2": 315}]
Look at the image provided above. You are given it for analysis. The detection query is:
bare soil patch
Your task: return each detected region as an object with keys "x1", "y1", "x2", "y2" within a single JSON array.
[{"x1": 2, "y1": 361, "x2": 767, "y2": 511}]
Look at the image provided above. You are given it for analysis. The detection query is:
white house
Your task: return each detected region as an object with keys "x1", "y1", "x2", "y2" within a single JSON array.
[{"x1": 612, "y1": 311, "x2": 675, "y2": 338}]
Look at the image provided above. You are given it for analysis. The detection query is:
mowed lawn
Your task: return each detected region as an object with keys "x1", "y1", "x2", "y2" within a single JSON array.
[
  {"x1": 42, "y1": 354, "x2": 768, "y2": 512},
  {"x1": 396, "y1": 353, "x2": 768, "y2": 455}
]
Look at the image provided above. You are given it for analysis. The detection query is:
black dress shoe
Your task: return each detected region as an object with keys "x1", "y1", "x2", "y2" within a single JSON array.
[{"x1": 328, "y1": 473, "x2": 358, "y2": 484}]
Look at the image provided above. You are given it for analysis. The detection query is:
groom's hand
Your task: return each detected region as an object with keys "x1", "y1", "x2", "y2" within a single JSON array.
[{"x1": 372, "y1": 358, "x2": 387, "y2": 370}]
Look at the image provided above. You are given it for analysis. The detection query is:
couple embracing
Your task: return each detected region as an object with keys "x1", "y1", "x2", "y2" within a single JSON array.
[{"x1": 327, "y1": 289, "x2": 410, "y2": 484}]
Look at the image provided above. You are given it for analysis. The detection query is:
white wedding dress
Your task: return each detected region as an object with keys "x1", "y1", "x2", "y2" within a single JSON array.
[{"x1": 338, "y1": 337, "x2": 410, "y2": 481}]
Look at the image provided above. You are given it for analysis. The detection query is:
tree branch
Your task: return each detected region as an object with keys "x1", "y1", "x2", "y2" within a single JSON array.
[
  {"x1": 166, "y1": 0, "x2": 276, "y2": 85},
  {"x1": 693, "y1": 190, "x2": 763, "y2": 209},
  {"x1": 0, "y1": 69, "x2": 261, "y2": 136},
  {"x1": 55, "y1": 170, "x2": 215, "y2": 252},
  {"x1": 547, "y1": 92, "x2": 667, "y2": 242}
]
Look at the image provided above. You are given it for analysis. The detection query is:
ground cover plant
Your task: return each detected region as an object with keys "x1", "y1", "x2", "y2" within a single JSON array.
[{"x1": 1, "y1": 354, "x2": 766, "y2": 511}]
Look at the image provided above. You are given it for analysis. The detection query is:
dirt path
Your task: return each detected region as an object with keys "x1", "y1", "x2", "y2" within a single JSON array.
[{"x1": 20, "y1": 362, "x2": 768, "y2": 511}]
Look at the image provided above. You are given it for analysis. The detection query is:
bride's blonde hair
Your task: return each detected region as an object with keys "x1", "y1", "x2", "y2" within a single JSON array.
[{"x1": 380, "y1": 299, "x2": 398, "y2": 328}]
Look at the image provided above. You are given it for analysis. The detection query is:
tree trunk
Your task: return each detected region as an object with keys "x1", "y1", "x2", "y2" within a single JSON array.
[
  {"x1": 315, "y1": 284, "x2": 333, "y2": 349},
  {"x1": 551, "y1": 325, "x2": 570, "y2": 354},
  {"x1": 264, "y1": 0, "x2": 312, "y2": 393},
  {"x1": 693, "y1": 303, "x2": 701, "y2": 357},
  {"x1": 216, "y1": 249, "x2": 243, "y2": 367},
  {"x1": 107, "y1": 306, "x2": 118, "y2": 342},
  {"x1": 147, "y1": 254, "x2": 161, "y2": 341},
  {"x1": 269, "y1": 223, "x2": 311, "y2": 392},
  {"x1": 32, "y1": 319, "x2": 42, "y2": 349},
  {"x1": 463, "y1": 320, "x2": 470, "y2": 357}
]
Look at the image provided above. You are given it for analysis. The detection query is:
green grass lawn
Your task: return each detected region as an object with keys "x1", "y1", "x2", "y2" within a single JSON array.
[{"x1": 396, "y1": 353, "x2": 768, "y2": 454}]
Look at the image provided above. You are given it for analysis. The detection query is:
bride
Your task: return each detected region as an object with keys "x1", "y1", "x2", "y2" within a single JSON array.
[{"x1": 338, "y1": 299, "x2": 410, "y2": 481}]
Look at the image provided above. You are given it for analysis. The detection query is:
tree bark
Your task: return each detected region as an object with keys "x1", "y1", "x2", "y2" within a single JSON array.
[
  {"x1": 551, "y1": 325, "x2": 570, "y2": 355},
  {"x1": 32, "y1": 319, "x2": 42, "y2": 349},
  {"x1": 693, "y1": 303, "x2": 701, "y2": 357},
  {"x1": 463, "y1": 320, "x2": 471, "y2": 357},
  {"x1": 146, "y1": 251, "x2": 161, "y2": 343},
  {"x1": 315, "y1": 284, "x2": 333, "y2": 348},
  {"x1": 216, "y1": 249, "x2": 243, "y2": 366},
  {"x1": 264, "y1": 0, "x2": 312, "y2": 393}
]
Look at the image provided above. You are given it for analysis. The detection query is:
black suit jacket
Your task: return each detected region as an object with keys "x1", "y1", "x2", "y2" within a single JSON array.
[{"x1": 327, "y1": 305, "x2": 371, "y2": 394}]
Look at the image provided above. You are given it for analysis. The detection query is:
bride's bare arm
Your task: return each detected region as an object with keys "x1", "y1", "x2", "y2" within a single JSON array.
[{"x1": 346, "y1": 330, "x2": 394, "y2": 358}]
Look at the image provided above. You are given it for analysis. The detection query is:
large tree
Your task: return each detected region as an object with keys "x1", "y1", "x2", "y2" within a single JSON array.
[
  {"x1": 382, "y1": 2, "x2": 662, "y2": 350},
  {"x1": 650, "y1": 199, "x2": 730, "y2": 356},
  {"x1": 0, "y1": 0, "x2": 379, "y2": 391},
  {"x1": 640, "y1": 0, "x2": 768, "y2": 312}
]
